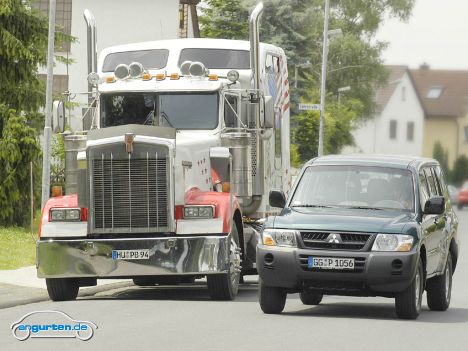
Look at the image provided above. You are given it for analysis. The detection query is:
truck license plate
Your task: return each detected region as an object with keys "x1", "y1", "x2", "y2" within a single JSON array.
[
  {"x1": 308, "y1": 257, "x2": 354, "y2": 270},
  {"x1": 112, "y1": 249, "x2": 150, "y2": 260}
]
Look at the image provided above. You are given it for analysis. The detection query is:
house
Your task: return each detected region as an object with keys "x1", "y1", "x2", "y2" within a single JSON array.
[
  {"x1": 410, "y1": 64, "x2": 468, "y2": 167},
  {"x1": 342, "y1": 65, "x2": 425, "y2": 157}
]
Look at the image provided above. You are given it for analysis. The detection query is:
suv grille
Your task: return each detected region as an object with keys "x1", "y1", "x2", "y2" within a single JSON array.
[
  {"x1": 300, "y1": 231, "x2": 372, "y2": 251},
  {"x1": 92, "y1": 156, "x2": 169, "y2": 232}
]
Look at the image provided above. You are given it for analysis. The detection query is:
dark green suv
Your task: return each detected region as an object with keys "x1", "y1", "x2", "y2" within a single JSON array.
[{"x1": 258, "y1": 155, "x2": 459, "y2": 319}]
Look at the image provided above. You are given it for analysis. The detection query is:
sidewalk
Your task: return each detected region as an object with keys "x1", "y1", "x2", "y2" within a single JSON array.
[{"x1": 0, "y1": 266, "x2": 133, "y2": 309}]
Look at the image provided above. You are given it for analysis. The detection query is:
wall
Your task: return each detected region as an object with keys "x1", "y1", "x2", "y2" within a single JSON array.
[
  {"x1": 343, "y1": 72, "x2": 425, "y2": 157},
  {"x1": 422, "y1": 117, "x2": 458, "y2": 166}
]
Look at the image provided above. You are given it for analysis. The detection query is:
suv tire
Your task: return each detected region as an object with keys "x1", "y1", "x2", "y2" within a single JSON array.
[
  {"x1": 259, "y1": 278, "x2": 286, "y2": 314},
  {"x1": 427, "y1": 254, "x2": 452, "y2": 311},
  {"x1": 300, "y1": 291, "x2": 323, "y2": 305},
  {"x1": 46, "y1": 278, "x2": 79, "y2": 301},
  {"x1": 395, "y1": 259, "x2": 423, "y2": 319}
]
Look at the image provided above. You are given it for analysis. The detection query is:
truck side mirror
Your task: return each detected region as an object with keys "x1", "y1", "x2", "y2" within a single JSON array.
[
  {"x1": 269, "y1": 190, "x2": 286, "y2": 208},
  {"x1": 53, "y1": 100, "x2": 65, "y2": 133},
  {"x1": 263, "y1": 95, "x2": 274, "y2": 129},
  {"x1": 424, "y1": 196, "x2": 445, "y2": 215}
]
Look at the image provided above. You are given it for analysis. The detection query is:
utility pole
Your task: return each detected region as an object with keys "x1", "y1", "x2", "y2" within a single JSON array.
[
  {"x1": 318, "y1": 0, "x2": 330, "y2": 157},
  {"x1": 41, "y1": 0, "x2": 56, "y2": 209}
]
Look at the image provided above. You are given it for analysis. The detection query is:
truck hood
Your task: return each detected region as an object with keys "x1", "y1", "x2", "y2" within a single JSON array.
[{"x1": 271, "y1": 207, "x2": 417, "y2": 234}]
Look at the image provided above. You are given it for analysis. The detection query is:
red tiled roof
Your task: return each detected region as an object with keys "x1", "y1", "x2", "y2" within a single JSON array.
[{"x1": 375, "y1": 65, "x2": 408, "y2": 110}]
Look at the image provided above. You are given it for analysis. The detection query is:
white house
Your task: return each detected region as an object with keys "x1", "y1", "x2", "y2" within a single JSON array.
[{"x1": 342, "y1": 66, "x2": 425, "y2": 157}]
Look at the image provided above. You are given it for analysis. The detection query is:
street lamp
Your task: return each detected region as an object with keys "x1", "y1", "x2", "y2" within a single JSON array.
[{"x1": 318, "y1": 0, "x2": 342, "y2": 157}]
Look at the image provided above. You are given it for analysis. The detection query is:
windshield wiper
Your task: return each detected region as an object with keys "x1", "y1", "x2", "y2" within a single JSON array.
[
  {"x1": 343, "y1": 206, "x2": 383, "y2": 211},
  {"x1": 291, "y1": 204, "x2": 335, "y2": 208},
  {"x1": 160, "y1": 111, "x2": 174, "y2": 128}
]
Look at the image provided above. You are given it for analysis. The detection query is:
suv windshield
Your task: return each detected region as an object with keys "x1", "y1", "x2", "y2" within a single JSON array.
[
  {"x1": 100, "y1": 92, "x2": 219, "y2": 129},
  {"x1": 290, "y1": 165, "x2": 415, "y2": 212}
]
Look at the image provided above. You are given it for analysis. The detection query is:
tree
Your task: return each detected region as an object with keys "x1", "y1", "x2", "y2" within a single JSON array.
[
  {"x1": 199, "y1": 0, "x2": 415, "y2": 159},
  {"x1": 0, "y1": 1, "x2": 69, "y2": 226},
  {"x1": 432, "y1": 141, "x2": 450, "y2": 181},
  {"x1": 451, "y1": 155, "x2": 468, "y2": 186}
]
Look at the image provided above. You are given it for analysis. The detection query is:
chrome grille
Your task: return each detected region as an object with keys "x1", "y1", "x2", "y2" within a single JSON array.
[
  {"x1": 300, "y1": 231, "x2": 373, "y2": 251},
  {"x1": 92, "y1": 154, "x2": 168, "y2": 231}
]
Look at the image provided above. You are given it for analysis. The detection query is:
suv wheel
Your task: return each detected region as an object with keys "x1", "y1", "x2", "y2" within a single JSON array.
[
  {"x1": 395, "y1": 259, "x2": 423, "y2": 319},
  {"x1": 46, "y1": 278, "x2": 79, "y2": 301},
  {"x1": 259, "y1": 278, "x2": 286, "y2": 314},
  {"x1": 427, "y1": 254, "x2": 452, "y2": 311},
  {"x1": 300, "y1": 291, "x2": 323, "y2": 305}
]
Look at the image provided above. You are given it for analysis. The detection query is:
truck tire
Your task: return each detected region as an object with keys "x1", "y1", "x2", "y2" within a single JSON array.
[
  {"x1": 46, "y1": 278, "x2": 79, "y2": 301},
  {"x1": 395, "y1": 259, "x2": 423, "y2": 319},
  {"x1": 207, "y1": 223, "x2": 241, "y2": 300},
  {"x1": 427, "y1": 254, "x2": 452, "y2": 311},
  {"x1": 300, "y1": 291, "x2": 323, "y2": 305},
  {"x1": 259, "y1": 278, "x2": 286, "y2": 314}
]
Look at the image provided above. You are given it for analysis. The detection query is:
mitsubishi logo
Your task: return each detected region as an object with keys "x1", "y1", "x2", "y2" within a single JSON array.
[
  {"x1": 124, "y1": 133, "x2": 135, "y2": 154},
  {"x1": 327, "y1": 233, "x2": 342, "y2": 244}
]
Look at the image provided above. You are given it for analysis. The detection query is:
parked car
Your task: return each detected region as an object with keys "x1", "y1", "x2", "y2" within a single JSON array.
[
  {"x1": 447, "y1": 185, "x2": 459, "y2": 206},
  {"x1": 258, "y1": 155, "x2": 459, "y2": 320},
  {"x1": 457, "y1": 182, "x2": 468, "y2": 209}
]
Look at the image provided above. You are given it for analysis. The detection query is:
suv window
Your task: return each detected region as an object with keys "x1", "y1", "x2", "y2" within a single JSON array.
[
  {"x1": 419, "y1": 170, "x2": 430, "y2": 205},
  {"x1": 424, "y1": 168, "x2": 438, "y2": 197},
  {"x1": 433, "y1": 166, "x2": 448, "y2": 198}
]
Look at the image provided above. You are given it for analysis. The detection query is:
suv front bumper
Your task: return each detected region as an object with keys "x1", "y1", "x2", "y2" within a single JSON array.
[
  {"x1": 37, "y1": 236, "x2": 230, "y2": 278},
  {"x1": 257, "y1": 245, "x2": 419, "y2": 294}
]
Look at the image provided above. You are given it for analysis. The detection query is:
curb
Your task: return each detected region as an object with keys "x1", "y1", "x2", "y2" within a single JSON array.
[{"x1": 0, "y1": 281, "x2": 134, "y2": 310}]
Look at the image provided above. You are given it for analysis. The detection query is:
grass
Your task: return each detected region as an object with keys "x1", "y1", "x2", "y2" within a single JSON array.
[{"x1": 0, "y1": 227, "x2": 37, "y2": 270}]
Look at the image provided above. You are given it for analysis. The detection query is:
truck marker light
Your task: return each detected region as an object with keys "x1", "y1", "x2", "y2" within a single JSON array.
[
  {"x1": 170, "y1": 73, "x2": 180, "y2": 80},
  {"x1": 142, "y1": 73, "x2": 152, "y2": 81},
  {"x1": 106, "y1": 76, "x2": 116, "y2": 83},
  {"x1": 208, "y1": 74, "x2": 218, "y2": 81},
  {"x1": 155, "y1": 73, "x2": 166, "y2": 81}
]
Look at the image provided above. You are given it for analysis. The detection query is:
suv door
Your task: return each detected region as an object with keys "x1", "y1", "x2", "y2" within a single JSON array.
[{"x1": 421, "y1": 167, "x2": 445, "y2": 276}]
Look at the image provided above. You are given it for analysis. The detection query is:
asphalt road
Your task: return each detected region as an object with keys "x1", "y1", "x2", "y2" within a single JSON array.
[{"x1": 1, "y1": 211, "x2": 467, "y2": 351}]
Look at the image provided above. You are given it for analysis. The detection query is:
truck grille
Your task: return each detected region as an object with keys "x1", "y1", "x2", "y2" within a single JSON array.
[
  {"x1": 92, "y1": 155, "x2": 169, "y2": 232},
  {"x1": 300, "y1": 231, "x2": 372, "y2": 251}
]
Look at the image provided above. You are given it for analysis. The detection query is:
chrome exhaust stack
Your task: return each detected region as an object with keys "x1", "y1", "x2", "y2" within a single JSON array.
[
  {"x1": 84, "y1": 9, "x2": 97, "y2": 102},
  {"x1": 249, "y1": 2, "x2": 264, "y2": 101}
]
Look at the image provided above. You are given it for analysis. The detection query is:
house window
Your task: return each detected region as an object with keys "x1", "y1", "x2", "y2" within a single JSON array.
[
  {"x1": 389, "y1": 120, "x2": 397, "y2": 140},
  {"x1": 407, "y1": 122, "x2": 414, "y2": 141},
  {"x1": 464, "y1": 126, "x2": 468, "y2": 142},
  {"x1": 402, "y1": 86, "x2": 406, "y2": 102},
  {"x1": 427, "y1": 86, "x2": 443, "y2": 99}
]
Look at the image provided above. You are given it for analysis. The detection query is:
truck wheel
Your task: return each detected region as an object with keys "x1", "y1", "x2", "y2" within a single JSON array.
[
  {"x1": 300, "y1": 291, "x2": 323, "y2": 305},
  {"x1": 427, "y1": 254, "x2": 452, "y2": 311},
  {"x1": 395, "y1": 259, "x2": 423, "y2": 319},
  {"x1": 46, "y1": 278, "x2": 79, "y2": 301},
  {"x1": 259, "y1": 278, "x2": 286, "y2": 314},
  {"x1": 207, "y1": 223, "x2": 241, "y2": 300}
]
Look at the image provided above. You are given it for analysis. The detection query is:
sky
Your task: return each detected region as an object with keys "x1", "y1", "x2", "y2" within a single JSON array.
[{"x1": 376, "y1": 0, "x2": 468, "y2": 70}]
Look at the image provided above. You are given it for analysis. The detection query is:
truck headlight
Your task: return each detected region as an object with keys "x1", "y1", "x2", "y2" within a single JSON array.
[
  {"x1": 372, "y1": 234, "x2": 414, "y2": 252},
  {"x1": 50, "y1": 208, "x2": 81, "y2": 222},
  {"x1": 262, "y1": 229, "x2": 298, "y2": 247},
  {"x1": 183, "y1": 205, "x2": 215, "y2": 219}
]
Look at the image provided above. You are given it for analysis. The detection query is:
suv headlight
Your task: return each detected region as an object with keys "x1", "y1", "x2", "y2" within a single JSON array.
[
  {"x1": 262, "y1": 229, "x2": 298, "y2": 247},
  {"x1": 372, "y1": 234, "x2": 414, "y2": 252}
]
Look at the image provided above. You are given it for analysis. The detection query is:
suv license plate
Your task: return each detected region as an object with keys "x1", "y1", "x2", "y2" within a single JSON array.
[
  {"x1": 112, "y1": 250, "x2": 150, "y2": 260},
  {"x1": 308, "y1": 257, "x2": 355, "y2": 270}
]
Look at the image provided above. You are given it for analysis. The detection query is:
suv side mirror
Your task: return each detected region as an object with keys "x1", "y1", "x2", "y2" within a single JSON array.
[
  {"x1": 269, "y1": 190, "x2": 286, "y2": 208},
  {"x1": 424, "y1": 196, "x2": 445, "y2": 215}
]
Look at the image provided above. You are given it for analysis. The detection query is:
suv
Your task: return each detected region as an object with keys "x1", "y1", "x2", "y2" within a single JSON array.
[{"x1": 258, "y1": 155, "x2": 459, "y2": 319}]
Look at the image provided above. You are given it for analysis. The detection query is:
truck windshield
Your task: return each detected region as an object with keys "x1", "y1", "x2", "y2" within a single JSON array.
[
  {"x1": 290, "y1": 165, "x2": 415, "y2": 212},
  {"x1": 100, "y1": 92, "x2": 219, "y2": 129}
]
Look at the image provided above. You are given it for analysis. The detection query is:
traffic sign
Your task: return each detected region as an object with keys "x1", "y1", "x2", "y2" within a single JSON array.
[{"x1": 298, "y1": 103, "x2": 321, "y2": 111}]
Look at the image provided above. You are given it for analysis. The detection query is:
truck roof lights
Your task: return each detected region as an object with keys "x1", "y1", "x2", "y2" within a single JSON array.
[
  {"x1": 106, "y1": 76, "x2": 116, "y2": 83},
  {"x1": 180, "y1": 60, "x2": 192, "y2": 75},
  {"x1": 170, "y1": 73, "x2": 180, "y2": 80},
  {"x1": 114, "y1": 64, "x2": 130, "y2": 80},
  {"x1": 189, "y1": 61, "x2": 206, "y2": 77},
  {"x1": 227, "y1": 70, "x2": 239, "y2": 83},
  {"x1": 155, "y1": 73, "x2": 166, "y2": 81},
  {"x1": 142, "y1": 73, "x2": 152, "y2": 81},
  {"x1": 129, "y1": 62, "x2": 144, "y2": 78},
  {"x1": 208, "y1": 74, "x2": 218, "y2": 81}
]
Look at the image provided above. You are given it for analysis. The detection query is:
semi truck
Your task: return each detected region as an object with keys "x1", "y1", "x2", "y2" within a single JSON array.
[{"x1": 37, "y1": 2, "x2": 291, "y2": 301}]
